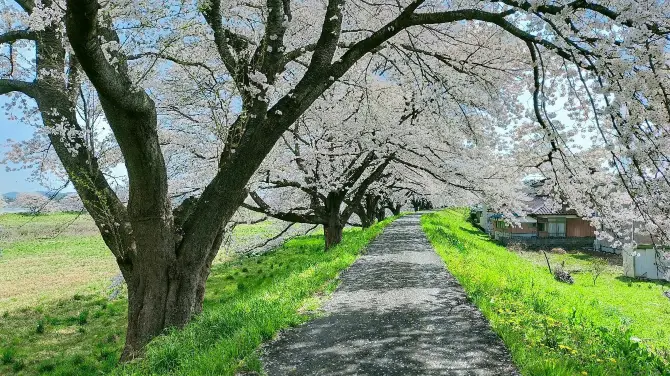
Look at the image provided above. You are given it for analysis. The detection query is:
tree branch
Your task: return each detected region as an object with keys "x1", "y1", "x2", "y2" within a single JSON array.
[
  {"x1": 14, "y1": 0, "x2": 34, "y2": 12},
  {"x1": 65, "y1": 0, "x2": 153, "y2": 113},
  {"x1": 0, "y1": 29, "x2": 37, "y2": 44},
  {"x1": 243, "y1": 192, "x2": 321, "y2": 224},
  {"x1": 0, "y1": 78, "x2": 37, "y2": 97},
  {"x1": 202, "y1": 0, "x2": 242, "y2": 77}
]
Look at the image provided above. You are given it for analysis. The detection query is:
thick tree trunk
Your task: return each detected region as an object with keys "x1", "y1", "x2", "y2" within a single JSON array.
[
  {"x1": 357, "y1": 209, "x2": 374, "y2": 228},
  {"x1": 375, "y1": 208, "x2": 386, "y2": 222},
  {"x1": 122, "y1": 263, "x2": 185, "y2": 361},
  {"x1": 119, "y1": 224, "x2": 225, "y2": 361},
  {"x1": 323, "y1": 192, "x2": 345, "y2": 249},
  {"x1": 355, "y1": 194, "x2": 380, "y2": 228},
  {"x1": 120, "y1": 257, "x2": 209, "y2": 362},
  {"x1": 390, "y1": 205, "x2": 401, "y2": 216},
  {"x1": 324, "y1": 223, "x2": 344, "y2": 249}
]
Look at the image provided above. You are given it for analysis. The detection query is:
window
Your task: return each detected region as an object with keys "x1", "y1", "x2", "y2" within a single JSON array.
[
  {"x1": 548, "y1": 218, "x2": 566, "y2": 237},
  {"x1": 537, "y1": 223, "x2": 546, "y2": 232}
]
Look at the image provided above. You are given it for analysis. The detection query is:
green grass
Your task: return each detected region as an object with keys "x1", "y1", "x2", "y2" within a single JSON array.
[
  {"x1": 422, "y1": 209, "x2": 670, "y2": 376},
  {"x1": 0, "y1": 216, "x2": 395, "y2": 375},
  {"x1": 0, "y1": 213, "x2": 297, "y2": 310},
  {"x1": 0, "y1": 213, "x2": 115, "y2": 309}
]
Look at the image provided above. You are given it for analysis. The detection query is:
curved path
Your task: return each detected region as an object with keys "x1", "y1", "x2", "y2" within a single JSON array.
[{"x1": 262, "y1": 214, "x2": 519, "y2": 375}]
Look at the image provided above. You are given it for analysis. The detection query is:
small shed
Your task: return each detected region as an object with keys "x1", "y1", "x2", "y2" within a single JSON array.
[{"x1": 623, "y1": 247, "x2": 670, "y2": 281}]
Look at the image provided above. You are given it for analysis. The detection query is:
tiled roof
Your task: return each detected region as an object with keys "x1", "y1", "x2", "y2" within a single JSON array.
[{"x1": 525, "y1": 196, "x2": 576, "y2": 216}]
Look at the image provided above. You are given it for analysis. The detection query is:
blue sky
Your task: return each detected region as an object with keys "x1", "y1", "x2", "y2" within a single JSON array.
[{"x1": 0, "y1": 98, "x2": 44, "y2": 194}]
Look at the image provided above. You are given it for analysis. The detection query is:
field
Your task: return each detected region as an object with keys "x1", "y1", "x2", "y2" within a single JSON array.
[
  {"x1": 422, "y1": 209, "x2": 670, "y2": 375},
  {"x1": 0, "y1": 212, "x2": 393, "y2": 375},
  {"x1": 0, "y1": 213, "x2": 286, "y2": 310}
]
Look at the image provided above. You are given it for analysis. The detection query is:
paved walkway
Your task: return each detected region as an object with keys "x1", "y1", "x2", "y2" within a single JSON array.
[{"x1": 262, "y1": 214, "x2": 519, "y2": 375}]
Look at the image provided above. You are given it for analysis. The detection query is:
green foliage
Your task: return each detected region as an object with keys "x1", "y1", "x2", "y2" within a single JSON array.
[
  {"x1": 0, "y1": 216, "x2": 396, "y2": 376},
  {"x1": 422, "y1": 210, "x2": 670, "y2": 376}
]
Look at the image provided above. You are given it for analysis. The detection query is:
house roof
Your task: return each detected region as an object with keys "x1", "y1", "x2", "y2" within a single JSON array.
[{"x1": 525, "y1": 195, "x2": 576, "y2": 216}]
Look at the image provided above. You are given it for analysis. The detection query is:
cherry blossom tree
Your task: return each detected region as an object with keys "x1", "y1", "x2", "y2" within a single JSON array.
[
  {"x1": 10, "y1": 192, "x2": 51, "y2": 215},
  {"x1": 56, "y1": 193, "x2": 85, "y2": 212},
  {"x1": 1, "y1": 0, "x2": 667, "y2": 360},
  {"x1": 245, "y1": 75, "x2": 526, "y2": 246}
]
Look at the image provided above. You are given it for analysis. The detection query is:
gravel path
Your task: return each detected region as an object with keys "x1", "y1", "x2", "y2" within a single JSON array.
[{"x1": 262, "y1": 214, "x2": 519, "y2": 376}]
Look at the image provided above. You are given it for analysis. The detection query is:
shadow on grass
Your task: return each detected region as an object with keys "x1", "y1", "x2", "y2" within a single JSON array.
[
  {"x1": 614, "y1": 275, "x2": 670, "y2": 288},
  {"x1": 459, "y1": 226, "x2": 490, "y2": 239},
  {"x1": 569, "y1": 251, "x2": 623, "y2": 266}
]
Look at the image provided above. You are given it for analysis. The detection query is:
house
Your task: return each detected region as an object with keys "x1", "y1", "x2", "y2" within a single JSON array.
[
  {"x1": 488, "y1": 196, "x2": 596, "y2": 249},
  {"x1": 470, "y1": 204, "x2": 493, "y2": 233}
]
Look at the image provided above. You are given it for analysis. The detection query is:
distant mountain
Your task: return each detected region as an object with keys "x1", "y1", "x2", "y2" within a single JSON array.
[
  {"x1": 2, "y1": 191, "x2": 72, "y2": 202},
  {"x1": 2, "y1": 192, "x2": 19, "y2": 202}
]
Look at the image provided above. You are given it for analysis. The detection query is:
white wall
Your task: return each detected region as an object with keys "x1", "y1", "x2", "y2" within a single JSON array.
[{"x1": 623, "y1": 248, "x2": 670, "y2": 281}]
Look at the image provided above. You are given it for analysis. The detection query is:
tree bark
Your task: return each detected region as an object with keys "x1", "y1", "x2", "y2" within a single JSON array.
[
  {"x1": 324, "y1": 223, "x2": 344, "y2": 249},
  {"x1": 375, "y1": 207, "x2": 386, "y2": 222},
  {"x1": 121, "y1": 266, "x2": 204, "y2": 361},
  {"x1": 356, "y1": 207, "x2": 374, "y2": 228},
  {"x1": 120, "y1": 226, "x2": 224, "y2": 361},
  {"x1": 323, "y1": 192, "x2": 345, "y2": 249}
]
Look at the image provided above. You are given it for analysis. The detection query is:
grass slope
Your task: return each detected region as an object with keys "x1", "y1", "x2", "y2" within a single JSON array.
[
  {"x1": 0, "y1": 217, "x2": 395, "y2": 375},
  {"x1": 422, "y1": 209, "x2": 670, "y2": 376}
]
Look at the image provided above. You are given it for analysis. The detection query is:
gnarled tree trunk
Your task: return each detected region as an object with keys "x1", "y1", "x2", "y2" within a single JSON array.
[
  {"x1": 375, "y1": 207, "x2": 386, "y2": 222},
  {"x1": 323, "y1": 192, "x2": 346, "y2": 249},
  {"x1": 355, "y1": 207, "x2": 374, "y2": 228},
  {"x1": 324, "y1": 223, "x2": 344, "y2": 249},
  {"x1": 120, "y1": 225, "x2": 225, "y2": 361}
]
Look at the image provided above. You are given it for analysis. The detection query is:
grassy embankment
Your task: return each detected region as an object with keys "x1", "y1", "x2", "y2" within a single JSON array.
[
  {"x1": 422, "y1": 209, "x2": 670, "y2": 376},
  {"x1": 0, "y1": 212, "x2": 395, "y2": 375}
]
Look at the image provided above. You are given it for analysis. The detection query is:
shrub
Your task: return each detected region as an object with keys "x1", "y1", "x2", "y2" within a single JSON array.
[
  {"x1": 78, "y1": 310, "x2": 89, "y2": 325},
  {"x1": 36, "y1": 320, "x2": 45, "y2": 334},
  {"x1": 1, "y1": 348, "x2": 15, "y2": 364},
  {"x1": 591, "y1": 258, "x2": 609, "y2": 286}
]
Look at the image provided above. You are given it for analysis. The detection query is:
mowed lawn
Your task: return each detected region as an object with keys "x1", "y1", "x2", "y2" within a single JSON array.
[
  {"x1": 0, "y1": 212, "x2": 395, "y2": 375},
  {"x1": 422, "y1": 209, "x2": 670, "y2": 376}
]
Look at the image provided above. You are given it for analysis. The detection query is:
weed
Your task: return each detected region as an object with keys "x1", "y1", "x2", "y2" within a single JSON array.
[
  {"x1": 78, "y1": 310, "x2": 89, "y2": 325},
  {"x1": 12, "y1": 359, "x2": 25, "y2": 372},
  {"x1": 36, "y1": 319, "x2": 45, "y2": 334},
  {"x1": 1, "y1": 348, "x2": 15, "y2": 364}
]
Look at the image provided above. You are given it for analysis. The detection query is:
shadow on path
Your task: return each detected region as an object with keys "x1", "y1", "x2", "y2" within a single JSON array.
[{"x1": 262, "y1": 214, "x2": 519, "y2": 375}]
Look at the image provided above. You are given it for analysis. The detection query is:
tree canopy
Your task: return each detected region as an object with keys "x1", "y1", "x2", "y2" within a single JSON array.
[{"x1": 1, "y1": 0, "x2": 669, "y2": 360}]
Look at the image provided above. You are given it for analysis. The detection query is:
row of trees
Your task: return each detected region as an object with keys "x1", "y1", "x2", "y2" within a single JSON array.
[
  {"x1": 0, "y1": 0, "x2": 668, "y2": 361},
  {"x1": 3, "y1": 193, "x2": 84, "y2": 215}
]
